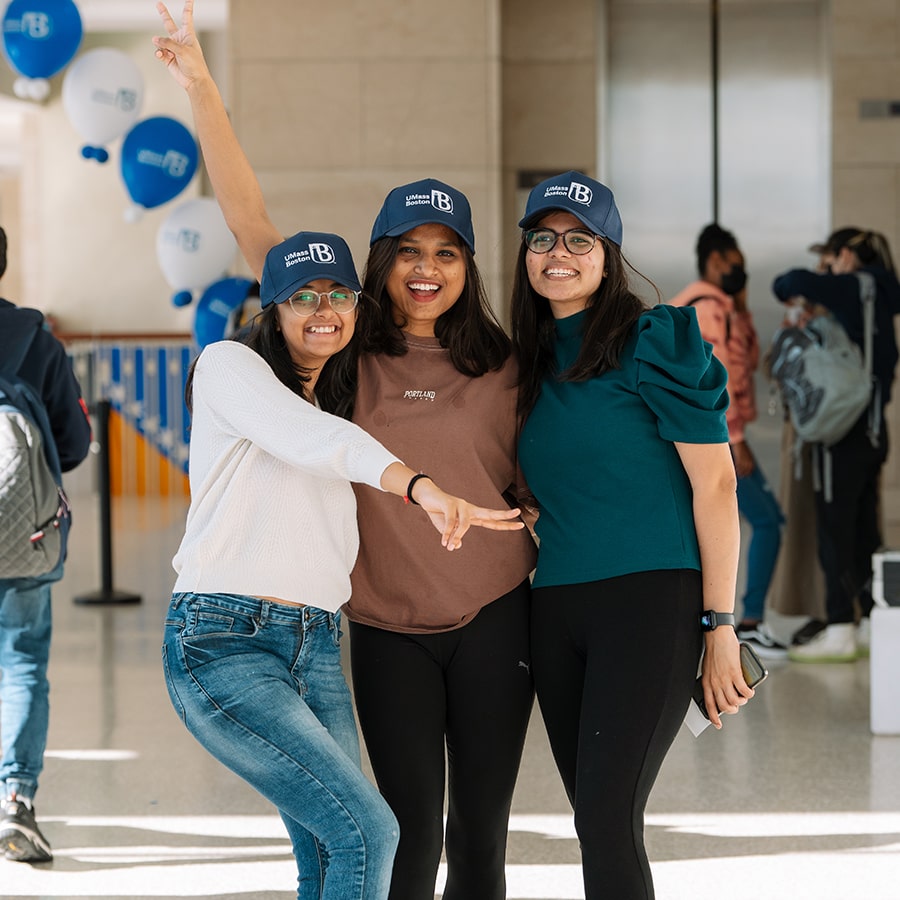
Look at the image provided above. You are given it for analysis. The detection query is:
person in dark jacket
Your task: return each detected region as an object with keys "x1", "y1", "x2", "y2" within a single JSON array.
[
  {"x1": 772, "y1": 227, "x2": 900, "y2": 662},
  {"x1": 0, "y1": 225, "x2": 92, "y2": 862}
]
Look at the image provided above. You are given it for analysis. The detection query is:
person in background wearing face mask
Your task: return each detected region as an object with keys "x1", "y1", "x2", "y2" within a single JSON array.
[
  {"x1": 671, "y1": 224, "x2": 787, "y2": 659},
  {"x1": 773, "y1": 228, "x2": 900, "y2": 662}
]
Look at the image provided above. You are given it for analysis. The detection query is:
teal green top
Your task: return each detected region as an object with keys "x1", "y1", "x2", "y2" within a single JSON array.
[{"x1": 518, "y1": 304, "x2": 729, "y2": 589}]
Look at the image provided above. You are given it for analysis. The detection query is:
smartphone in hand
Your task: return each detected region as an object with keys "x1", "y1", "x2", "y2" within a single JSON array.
[
  {"x1": 692, "y1": 641, "x2": 768, "y2": 720},
  {"x1": 739, "y1": 641, "x2": 768, "y2": 689}
]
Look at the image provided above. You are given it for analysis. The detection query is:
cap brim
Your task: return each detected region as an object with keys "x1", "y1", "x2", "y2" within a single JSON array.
[
  {"x1": 808, "y1": 242, "x2": 828, "y2": 254},
  {"x1": 381, "y1": 218, "x2": 474, "y2": 252},
  {"x1": 518, "y1": 208, "x2": 600, "y2": 236},
  {"x1": 264, "y1": 269, "x2": 362, "y2": 307}
]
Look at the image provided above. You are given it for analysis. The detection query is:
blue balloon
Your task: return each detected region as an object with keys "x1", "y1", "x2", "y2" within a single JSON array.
[
  {"x1": 81, "y1": 145, "x2": 109, "y2": 163},
  {"x1": 1, "y1": 0, "x2": 82, "y2": 79},
  {"x1": 193, "y1": 277, "x2": 256, "y2": 348},
  {"x1": 120, "y1": 116, "x2": 199, "y2": 210}
]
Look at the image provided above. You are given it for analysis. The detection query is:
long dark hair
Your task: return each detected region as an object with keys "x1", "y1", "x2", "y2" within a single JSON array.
[
  {"x1": 828, "y1": 227, "x2": 897, "y2": 276},
  {"x1": 185, "y1": 303, "x2": 356, "y2": 414},
  {"x1": 354, "y1": 233, "x2": 510, "y2": 372},
  {"x1": 510, "y1": 236, "x2": 652, "y2": 417}
]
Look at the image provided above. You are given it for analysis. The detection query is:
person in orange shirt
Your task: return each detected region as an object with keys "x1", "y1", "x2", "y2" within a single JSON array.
[{"x1": 671, "y1": 224, "x2": 786, "y2": 658}]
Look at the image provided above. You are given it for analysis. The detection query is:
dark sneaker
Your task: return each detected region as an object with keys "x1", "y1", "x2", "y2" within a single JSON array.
[
  {"x1": 791, "y1": 618, "x2": 827, "y2": 646},
  {"x1": 736, "y1": 622, "x2": 789, "y2": 660},
  {"x1": 0, "y1": 796, "x2": 53, "y2": 862}
]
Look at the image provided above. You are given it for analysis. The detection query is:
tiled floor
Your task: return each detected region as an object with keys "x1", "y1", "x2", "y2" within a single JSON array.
[{"x1": 3, "y1": 479, "x2": 900, "y2": 899}]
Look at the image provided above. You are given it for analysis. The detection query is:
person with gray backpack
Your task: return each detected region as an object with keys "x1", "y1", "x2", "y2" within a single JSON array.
[
  {"x1": 772, "y1": 228, "x2": 900, "y2": 662},
  {"x1": 0, "y1": 225, "x2": 91, "y2": 862}
]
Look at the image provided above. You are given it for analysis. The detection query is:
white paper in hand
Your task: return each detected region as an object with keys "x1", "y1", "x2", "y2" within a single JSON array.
[{"x1": 683, "y1": 698, "x2": 712, "y2": 737}]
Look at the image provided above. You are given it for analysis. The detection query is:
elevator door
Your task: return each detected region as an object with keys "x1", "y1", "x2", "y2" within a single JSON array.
[
  {"x1": 605, "y1": 0, "x2": 828, "y2": 464},
  {"x1": 605, "y1": 0, "x2": 828, "y2": 330}
]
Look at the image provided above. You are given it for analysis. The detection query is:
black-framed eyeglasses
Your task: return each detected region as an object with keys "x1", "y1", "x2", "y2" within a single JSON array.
[
  {"x1": 523, "y1": 228, "x2": 600, "y2": 256},
  {"x1": 287, "y1": 288, "x2": 360, "y2": 317}
]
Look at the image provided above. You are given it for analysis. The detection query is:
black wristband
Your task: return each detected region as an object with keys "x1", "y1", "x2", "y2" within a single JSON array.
[
  {"x1": 699, "y1": 610, "x2": 736, "y2": 632},
  {"x1": 404, "y1": 473, "x2": 431, "y2": 506}
]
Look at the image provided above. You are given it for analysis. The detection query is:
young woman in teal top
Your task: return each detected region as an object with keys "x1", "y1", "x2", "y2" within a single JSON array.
[{"x1": 510, "y1": 172, "x2": 754, "y2": 900}]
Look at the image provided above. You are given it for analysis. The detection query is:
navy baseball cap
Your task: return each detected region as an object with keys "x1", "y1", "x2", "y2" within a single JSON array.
[
  {"x1": 518, "y1": 171, "x2": 623, "y2": 247},
  {"x1": 370, "y1": 178, "x2": 476, "y2": 253},
  {"x1": 260, "y1": 231, "x2": 362, "y2": 308}
]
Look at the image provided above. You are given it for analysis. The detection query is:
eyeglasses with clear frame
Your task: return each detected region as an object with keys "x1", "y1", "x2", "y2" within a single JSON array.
[
  {"x1": 287, "y1": 288, "x2": 360, "y2": 317},
  {"x1": 523, "y1": 228, "x2": 600, "y2": 256}
]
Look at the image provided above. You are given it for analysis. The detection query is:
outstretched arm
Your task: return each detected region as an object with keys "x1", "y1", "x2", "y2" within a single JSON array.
[
  {"x1": 380, "y1": 464, "x2": 525, "y2": 552},
  {"x1": 153, "y1": 0, "x2": 281, "y2": 278}
]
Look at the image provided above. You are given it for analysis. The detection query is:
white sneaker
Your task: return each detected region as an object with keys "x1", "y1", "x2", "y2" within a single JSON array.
[
  {"x1": 857, "y1": 618, "x2": 871, "y2": 658},
  {"x1": 788, "y1": 623, "x2": 858, "y2": 663}
]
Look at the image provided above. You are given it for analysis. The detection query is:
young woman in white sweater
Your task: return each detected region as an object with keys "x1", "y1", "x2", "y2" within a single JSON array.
[
  {"x1": 153, "y1": 6, "x2": 536, "y2": 897},
  {"x1": 162, "y1": 231, "x2": 523, "y2": 900}
]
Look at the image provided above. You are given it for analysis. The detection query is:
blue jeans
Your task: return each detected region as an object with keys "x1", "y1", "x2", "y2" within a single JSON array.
[
  {"x1": 0, "y1": 578, "x2": 52, "y2": 802},
  {"x1": 162, "y1": 593, "x2": 398, "y2": 900},
  {"x1": 737, "y1": 464, "x2": 784, "y2": 622}
]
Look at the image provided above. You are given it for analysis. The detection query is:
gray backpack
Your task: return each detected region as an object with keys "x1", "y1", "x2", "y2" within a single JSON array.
[
  {"x1": 769, "y1": 271, "x2": 877, "y2": 448},
  {"x1": 0, "y1": 324, "x2": 70, "y2": 581},
  {"x1": 769, "y1": 271, "x2": 879, "y2": 501}
]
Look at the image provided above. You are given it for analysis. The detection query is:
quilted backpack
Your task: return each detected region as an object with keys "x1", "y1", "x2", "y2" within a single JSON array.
[{"x1": 0, "y1": 323, "x2": 70, "y2": 581}]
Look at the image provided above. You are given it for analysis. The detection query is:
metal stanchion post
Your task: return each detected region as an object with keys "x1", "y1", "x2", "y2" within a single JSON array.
[{"x1": 74, "y1": 399, "x2": 141, "y2": 605}]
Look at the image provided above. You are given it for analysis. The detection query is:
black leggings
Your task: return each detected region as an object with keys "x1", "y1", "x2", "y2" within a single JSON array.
[
  {"x1": 531, "y1": 570, "x2": 703, "y2": 900},
  {"x1": 814, "y1": 416, "x2": 888, "y2": 624},
  {"x1": 349, "y1": 581, "x2": 533, "y2": 900}
]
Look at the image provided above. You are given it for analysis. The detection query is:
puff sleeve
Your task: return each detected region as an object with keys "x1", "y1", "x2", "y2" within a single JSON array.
[{"x1": 634, "y1": 305, "x2": 730, "y2": 443}]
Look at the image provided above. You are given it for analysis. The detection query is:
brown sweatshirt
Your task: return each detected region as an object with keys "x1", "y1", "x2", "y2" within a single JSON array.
[{"x1": 345, "y1": 335, "x2": 537, "y2": 633}]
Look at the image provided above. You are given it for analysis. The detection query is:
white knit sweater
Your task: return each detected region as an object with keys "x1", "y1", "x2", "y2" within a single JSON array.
[{"x1": 172, "y1": 341, "x2": 401, "y2": 611}]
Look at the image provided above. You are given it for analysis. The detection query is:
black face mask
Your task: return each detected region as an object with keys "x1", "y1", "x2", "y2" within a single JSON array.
[{"x1": 721, "y1": 264, "x2": 748, "y2": 296}]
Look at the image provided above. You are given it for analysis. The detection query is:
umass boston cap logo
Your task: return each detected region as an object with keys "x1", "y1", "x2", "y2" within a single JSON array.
[
  {"x1": 568, "y1": 182, "x2": 593, "y2": 205},
  {"x1": 309, "y1": 243, "x2": 336, "y2": 263},
  {"x1": 284, "y1": 243, "x2": 337, "y2": 268},
  {"x1": 543, "y1": 181, "x2": 593, "y2": 207},
  {"x1": 404, "y1": 189, "x2": 454, "y2": 215}
]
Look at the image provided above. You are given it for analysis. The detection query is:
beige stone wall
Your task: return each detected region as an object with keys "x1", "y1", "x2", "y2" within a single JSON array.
[
  {"x1": 830, "y1": 0, "x2": 900, "y2": 537},
  {"x1": 227, "y1": 0, "x2": 604, "y2": 326},
  {"x1": 0, "y1": 174, "x2": 22, "y2": 302},
  {"x1": 500, "y1": 0, "x2": 600, "y2": 320},
  {"x1": 831, "y1": 0, "x2": 900, "y2": 249},
  {"x1": 227, "y1": 0, "x2": 505, "y2": 311}
]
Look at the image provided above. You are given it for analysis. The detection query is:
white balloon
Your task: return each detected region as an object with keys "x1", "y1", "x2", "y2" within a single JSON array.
[
  {"x1": 156, "y1": 198, "x2": 237, "y2": 295},
  {"x1": 13, "y1": 77, "x2": 50, "y2": 103},
  {"x1": 27, "y1": 78, "x2": 50, "y2": 102},
  {"x1": 62, "y1": 48, "x2": 144, "y2": 149}
]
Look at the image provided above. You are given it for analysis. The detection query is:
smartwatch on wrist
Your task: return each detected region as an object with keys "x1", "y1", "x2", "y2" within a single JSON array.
[{"x1": 699, "y1": 610, "x2": 736, "y2": 632}]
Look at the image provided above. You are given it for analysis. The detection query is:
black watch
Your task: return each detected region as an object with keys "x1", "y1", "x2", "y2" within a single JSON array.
[{"x1": 699, "y1": 610, "x2": 736, "y2": 632}]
